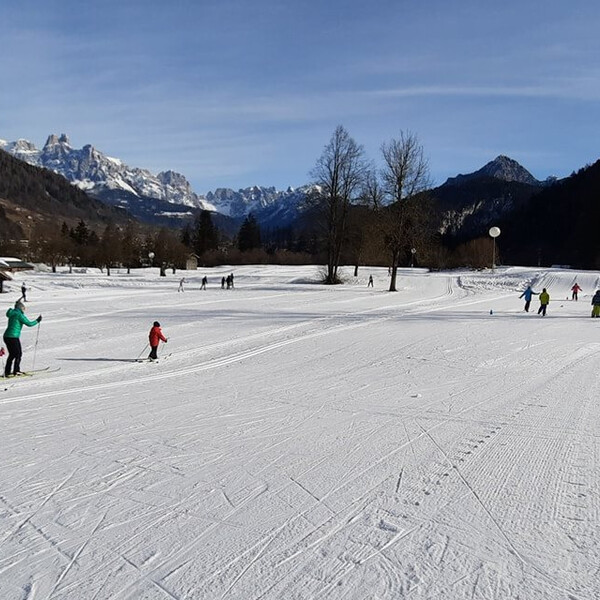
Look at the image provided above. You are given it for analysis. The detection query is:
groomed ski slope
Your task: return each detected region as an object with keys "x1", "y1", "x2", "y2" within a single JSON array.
[{"x1": 1, "y1": 265, "x2": 599, "y2": 600}]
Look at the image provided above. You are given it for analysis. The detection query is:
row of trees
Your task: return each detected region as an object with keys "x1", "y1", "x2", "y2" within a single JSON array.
[
  {"x1": 311, "y1": 126, "x2": 433, "y2": 289},
  {"x1": 1, "y1": 126, "x2": 503, "y2": 277},
  {"x1": 0, "y1": 219, "x2": 191, "y2": 274},
  {"x1": 1, "y1": 209, "x2": 311, "y2": 273}
]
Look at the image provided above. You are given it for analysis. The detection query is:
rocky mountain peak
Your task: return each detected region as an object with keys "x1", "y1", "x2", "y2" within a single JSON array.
[
  {"x1": 44, "y1": 133, "x2": 71, "y2": 148},
  {"x1": 158, "y1": 170, "x2": 189, "y2": 188},
  {"x1": 444, "y1": 155, "x2": 541, "y2": 187},
  {"x1": 12, "y1": 139, "x2": 37, "y2": 152},
  {"x1": 2, "y1": 133, "x2": 209, "y2": 213}
]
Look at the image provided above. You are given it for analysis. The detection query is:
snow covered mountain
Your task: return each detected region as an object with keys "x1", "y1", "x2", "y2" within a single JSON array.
[
  {"x1": 0, "y1": 134, "x2": 551, "y2": 236},
  {"x1": 0, "y1": 134, "x2": 307, "y2": 226},
  {"x1": 0, "y1": 134, "x2": 211, "y2": 213},
  {"x1": 205, "y1": 185, "x2": 311, "y2": 226}
]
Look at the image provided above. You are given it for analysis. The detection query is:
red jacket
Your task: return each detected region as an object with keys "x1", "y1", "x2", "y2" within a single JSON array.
[{"x1": 149, "y1": 325, "x2": 167, "y2": 346}]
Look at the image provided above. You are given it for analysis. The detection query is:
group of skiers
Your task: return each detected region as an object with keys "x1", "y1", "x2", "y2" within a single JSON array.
[
  {"x1": 520, "y1": 282, "x2": 600, "y2": 317},
  {"x1": 4, "y1": 278, "x2": 599, "y2": 374},
  {"x1": 178, "y1": 275, "x2": 233, "y2": 292}
]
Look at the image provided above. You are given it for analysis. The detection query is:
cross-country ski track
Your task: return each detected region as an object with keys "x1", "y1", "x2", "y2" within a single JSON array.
[{"x1": 0, "y1": 265, "x2": 598, "y2": 599}]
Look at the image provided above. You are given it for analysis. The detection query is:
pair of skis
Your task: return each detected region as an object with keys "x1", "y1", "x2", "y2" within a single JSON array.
[
  {"x1": 135, "y1": 353, "x2": 172, "y2": 363},
  {"x1": 2, "y1": 366, "x2": 61, "y2": 378}
]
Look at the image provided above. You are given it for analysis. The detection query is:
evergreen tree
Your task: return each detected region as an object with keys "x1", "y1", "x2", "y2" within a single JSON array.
[
  {"x1": 193, "y1": 210, "x2": 219, "y2": 256},
  {"x1": 72, "y1": 220, "x2": 90, "y2": 245},
  {"x1": 238, "y1": 213, "x2": 262, "y2": 252},
  {"x1": 181, "y1": 223, "x2": 193, "y2": 248}
]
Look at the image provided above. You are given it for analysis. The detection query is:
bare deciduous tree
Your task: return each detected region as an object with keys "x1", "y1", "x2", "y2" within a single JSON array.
[
  {"x1": 310, "y1": 126, "x2": 368, "y2": 284},
  {"x1": 379, "y1": 131, "x2": 431, "y2": 291}
]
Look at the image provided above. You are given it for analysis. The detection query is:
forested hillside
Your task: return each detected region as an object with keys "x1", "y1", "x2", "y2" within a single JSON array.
[
  {"x1": 499, "y1": 161, "x2": 600, "y2": 269},
  {"x1": 0, "y1": 149, "x2": 131, "y2": 234}
]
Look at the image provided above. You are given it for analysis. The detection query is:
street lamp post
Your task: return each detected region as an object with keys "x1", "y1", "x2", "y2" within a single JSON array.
[{"x1": 489, "y1": 227, "x2": 501, "y2": 270}]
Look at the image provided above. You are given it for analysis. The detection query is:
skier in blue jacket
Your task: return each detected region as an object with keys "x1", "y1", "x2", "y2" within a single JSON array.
[{"x1": 519, "y1": 285, "x2": 538, "y2": 312}]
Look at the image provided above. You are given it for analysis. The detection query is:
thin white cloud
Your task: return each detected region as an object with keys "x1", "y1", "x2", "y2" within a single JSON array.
[{"x1": 364, "y1": 81, "x2": 600, "y2": 102}]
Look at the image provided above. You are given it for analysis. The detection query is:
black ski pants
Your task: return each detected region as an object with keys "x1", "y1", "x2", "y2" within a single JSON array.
[
  {"x1": 4, "y1": 336, "x2": 22, "y2": 376},
  {"x1": 538, "y1": 304, "x2": 548, "y2": 316},
  {"x1": 149, "y1": 345, "x2": 158, "y2": 360}
]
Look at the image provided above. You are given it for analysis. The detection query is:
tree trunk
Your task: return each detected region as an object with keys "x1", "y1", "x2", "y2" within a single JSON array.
[{"x1": 388, "y1": 250, "x2": 399, "y2": 292}]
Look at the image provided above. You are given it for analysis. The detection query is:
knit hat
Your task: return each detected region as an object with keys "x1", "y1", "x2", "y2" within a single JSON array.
[
  {"x1": 15, "y1": 301, "x2": 25, "y2": 311},
  {"x1": 153, "y1": 321, "x2": 160, "y2": 327}
]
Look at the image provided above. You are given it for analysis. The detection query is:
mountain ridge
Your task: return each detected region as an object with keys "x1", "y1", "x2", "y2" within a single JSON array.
[
  {"x1": 0, "y1": 133, "x2": 556, "y2": 237},
  {"x1": 444, "y1": 155, "x2": 542, "y2": 187}
]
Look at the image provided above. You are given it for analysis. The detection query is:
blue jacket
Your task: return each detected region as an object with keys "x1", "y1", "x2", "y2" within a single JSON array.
[{"x1": 519, "y1": 287, "x2": 538, "y2": 302}]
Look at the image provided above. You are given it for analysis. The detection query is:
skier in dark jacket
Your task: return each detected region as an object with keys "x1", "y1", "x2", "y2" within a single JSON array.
[
  {"x1": 591, "y1": 290, "x2": 600, "y2": 318},
  {"x1": 148, "y1": 321, "x2": 167, "y2": 360},
  {"x1": 3, "y1": 300, "x2": 41, "y2": 377},
  {"x1": 519, "y1": 285, "x2": 538, "y2": 312}
]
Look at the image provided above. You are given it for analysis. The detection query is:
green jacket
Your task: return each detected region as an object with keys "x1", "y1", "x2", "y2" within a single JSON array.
[
  {"x1": 4, "y1": 307, "x2": 39, "y2": 338},
  {"x1": 539, "y1": 291, "x2": 550, "y2": 305}
]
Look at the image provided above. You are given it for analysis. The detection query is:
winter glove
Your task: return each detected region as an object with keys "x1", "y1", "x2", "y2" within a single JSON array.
[
  {"x1": 37, "y1": 315, "x2": 42, "y2": 322},
  {"x1": 165, "y1": 338, "x2": 168, "y2": 343}
]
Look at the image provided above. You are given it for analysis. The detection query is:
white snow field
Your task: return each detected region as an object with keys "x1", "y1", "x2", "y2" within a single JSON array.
[{"x1": 1, "y1": 265, "x2": 599, "y2": 600}]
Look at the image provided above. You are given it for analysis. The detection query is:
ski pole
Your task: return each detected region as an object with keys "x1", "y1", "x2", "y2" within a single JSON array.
[
  {"x1": 136, "y1": 343, "x2": 149, "y2": 360},
  {"x1": 32, "y1": 321, "x2": 41, "y2": 372}
]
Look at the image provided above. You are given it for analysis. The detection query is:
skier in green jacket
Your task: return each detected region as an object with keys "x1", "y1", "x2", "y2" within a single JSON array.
[
  {"x1": 537, "y1": 288, "x2": 550, "y2": 317},
  {"x1": 3, "y1": 301, "x2": 42, "y2": 377}
]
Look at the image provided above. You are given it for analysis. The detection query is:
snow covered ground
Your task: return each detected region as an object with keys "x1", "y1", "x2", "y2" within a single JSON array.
[{"x1": 1, "y1": 264, "x2": 599, "y2": 600}]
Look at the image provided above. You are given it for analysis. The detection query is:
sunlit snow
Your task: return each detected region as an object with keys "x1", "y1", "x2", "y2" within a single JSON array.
[{"x1": 1, "y1": 265, "x2": 599, "y2": 599}]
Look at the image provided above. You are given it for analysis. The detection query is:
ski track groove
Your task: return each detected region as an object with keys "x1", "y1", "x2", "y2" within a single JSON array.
[
  {"x1": 46, "y1": 512, "x2": 107, "y2": 599},
  {"x1": 0, "y1": 470, "x2": 78, "y2": 551}
]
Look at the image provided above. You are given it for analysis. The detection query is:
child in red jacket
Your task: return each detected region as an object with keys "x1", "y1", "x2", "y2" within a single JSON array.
[{"x1": 148, "y1": 321, "x2": 167, "y2": 360}]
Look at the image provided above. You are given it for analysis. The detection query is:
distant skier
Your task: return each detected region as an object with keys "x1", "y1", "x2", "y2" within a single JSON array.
[
  {"x1": 519, "y1": 285, "x2": 538, "y2": 312},
  {"x1": 230, "y1": 273, "x2": 234, "y2": 289},
  {"x1": 591, "y1": 290, "x2": 600, "y2": 318},
  {"x1": 221, "y1": 276, "x2": 226, "y2": 289},
  {"x1": 3, "y1": 300, "x2": 42, "y2": 377},
  {"x1": 178, "y1": 277, "x2": 185, "y2": 292},
  {"x1": 148, "y1": 321, "x2": 167, "y2": 360},
  {"x1": 571, "y1": 283, "x2": 582, "y2": 301},
  {"x1": 538, "y1": 288, "x2": 550, "y2": 316},
  {"x1": 367, "y1": 275, "x2": 374, "y2": 287},
  {"x1": 201, "y1": 276, "x2": 207, "y2": 290},
  {"x1": 20, "y1": 282, "x2": 27, "y2": 302}
]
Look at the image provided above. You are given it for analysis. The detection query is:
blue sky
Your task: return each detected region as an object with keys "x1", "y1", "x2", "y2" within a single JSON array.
[{"x1": 1, "y1": 0, "x2": 600, "y2": 193}]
